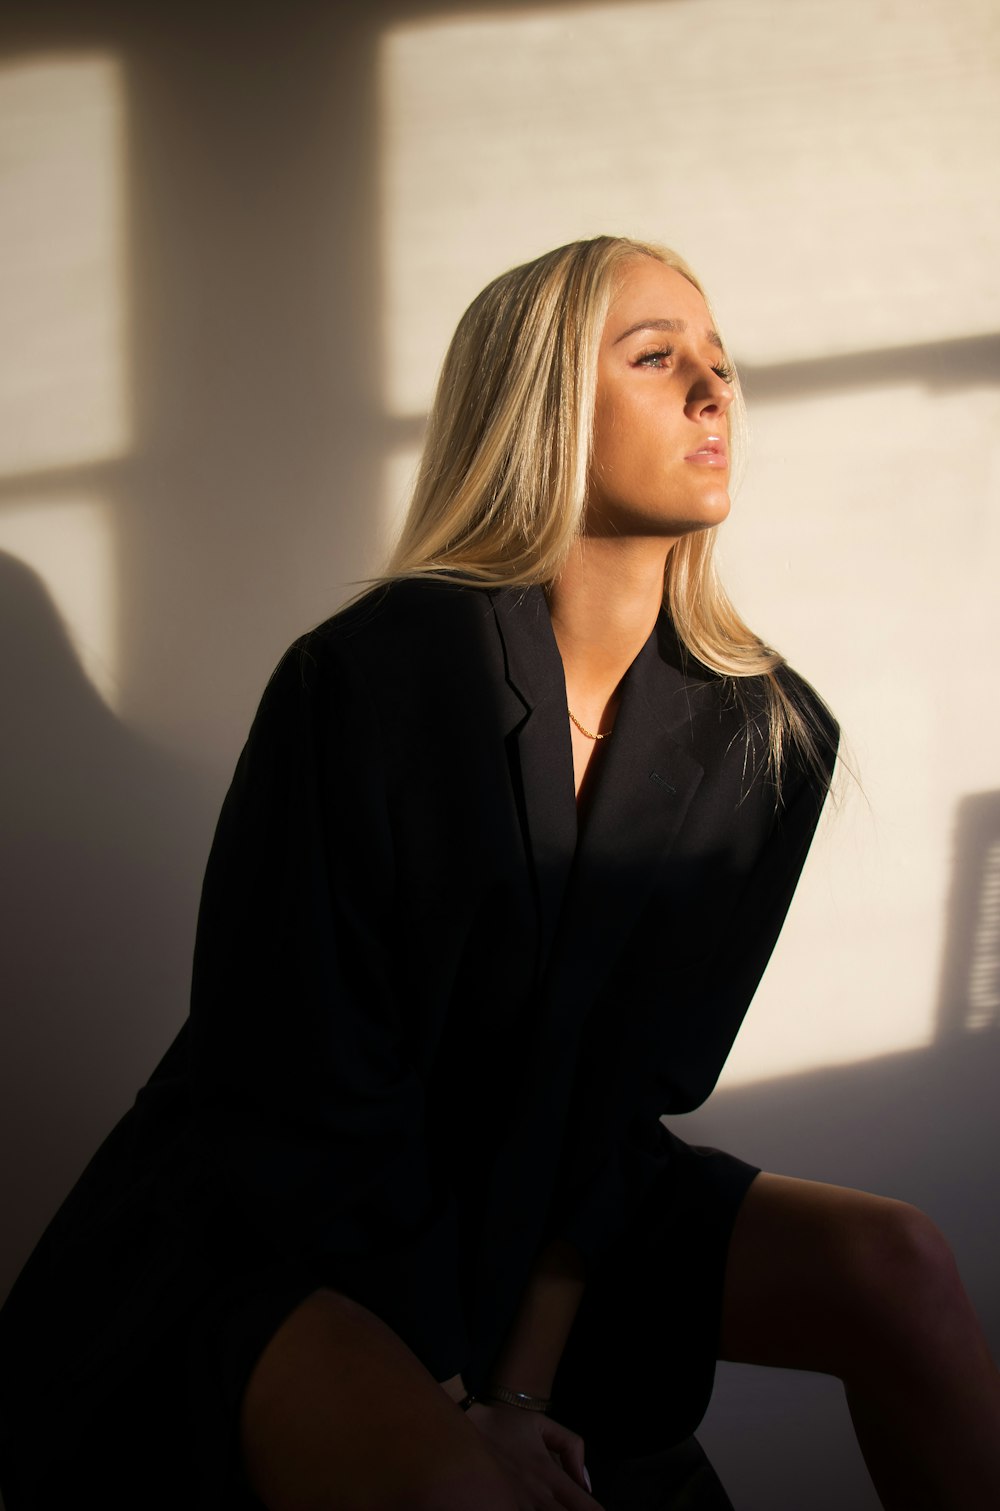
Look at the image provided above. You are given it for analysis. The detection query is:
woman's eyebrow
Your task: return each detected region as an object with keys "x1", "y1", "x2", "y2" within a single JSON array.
[{"x1": 613, "y1": 317, "x2": 724, "y2": 350}]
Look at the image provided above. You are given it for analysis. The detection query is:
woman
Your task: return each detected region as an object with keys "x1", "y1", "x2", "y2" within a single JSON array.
[{"x1": 1, "y1": 235, "x2": 997, "y2": 1511}]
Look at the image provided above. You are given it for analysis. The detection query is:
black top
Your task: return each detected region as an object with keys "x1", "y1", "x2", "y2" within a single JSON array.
[{"x1": 0, "y1": 577, "x2": 837, "y2": 1476}]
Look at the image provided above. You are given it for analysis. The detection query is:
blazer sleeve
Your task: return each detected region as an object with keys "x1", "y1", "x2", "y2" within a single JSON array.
[
  {"x1": 187, "y1": 635, "x2": 469, "y2": 1382},
  {"x1": 543, "y1": 722, "x2": 839, "y2": 1277}
]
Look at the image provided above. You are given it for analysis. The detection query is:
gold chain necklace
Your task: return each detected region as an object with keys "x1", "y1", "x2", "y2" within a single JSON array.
[{"x1": 567, "y1": 708, "x2": 613, "y2": 741}]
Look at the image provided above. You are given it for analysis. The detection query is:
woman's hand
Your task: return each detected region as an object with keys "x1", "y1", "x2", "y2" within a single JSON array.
[{"x1": 465, "y1": 1402, "x2": 603, "y2": 1509}]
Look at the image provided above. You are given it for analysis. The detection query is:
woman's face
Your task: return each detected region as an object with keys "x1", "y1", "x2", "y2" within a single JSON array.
[{"x1": 586, "y1": 257, "x2": 734, "y2": 540}]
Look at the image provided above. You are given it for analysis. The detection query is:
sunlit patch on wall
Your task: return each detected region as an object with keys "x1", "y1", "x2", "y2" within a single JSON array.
[
  {"x1": 0, "y1": 498, "x2": 119, "y2": 709},
  {"x1": 378, "y1": 0, "x2": 1000, "y2": 414},
  {"x1": 0, "y1": 54, "x2": 128, "y2": 473}
]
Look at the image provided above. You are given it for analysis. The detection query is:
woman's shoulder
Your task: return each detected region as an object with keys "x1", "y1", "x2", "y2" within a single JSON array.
[
  {"x1": 655, "y1": 618, "x2": 838, "y2": 799},
  {"x1": 657, "y1": 615, "x2": 835, "y2": 732},
  {"x1": 263, "y1": 576, "x2": 498, "y2": 703},
  {"x1": 777, "y1": 661, "x2": 839, "y2": 741},
  {"x1": 319, "y1": 574, "x2": 491, "y2": 637}
]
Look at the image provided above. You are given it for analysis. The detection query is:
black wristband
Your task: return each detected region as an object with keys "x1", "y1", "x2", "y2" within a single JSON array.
[{"x1": 457, "y1": 1392, "x2": 478, "y2": 1411}]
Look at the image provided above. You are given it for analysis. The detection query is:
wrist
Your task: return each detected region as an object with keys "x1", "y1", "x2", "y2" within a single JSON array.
[{"x1": 482, "y1": 1382, "x2": 552, "y2": 1411}]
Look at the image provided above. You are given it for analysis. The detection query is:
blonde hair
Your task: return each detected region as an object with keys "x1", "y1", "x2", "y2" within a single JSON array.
[{"x1": 375, "y1": 235, "x2": 835, "y2": 800}]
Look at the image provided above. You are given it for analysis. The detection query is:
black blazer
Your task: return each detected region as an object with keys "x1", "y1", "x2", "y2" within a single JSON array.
[{"x1": 0, "y1": 578, "x2": 837, "y2": 1477}]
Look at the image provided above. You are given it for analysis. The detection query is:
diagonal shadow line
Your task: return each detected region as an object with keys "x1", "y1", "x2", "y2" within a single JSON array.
[
  {"x1": 738, "y1": 331, "x2": 1000, "y2": 401},
  {"x1": 0, "y1": 459, "x2": 128, "y2": 504}
]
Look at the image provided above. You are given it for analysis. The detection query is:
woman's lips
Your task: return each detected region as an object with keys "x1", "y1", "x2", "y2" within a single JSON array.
[{"x1": 684, "y1": 442, "x2": 728, "y2": 468}]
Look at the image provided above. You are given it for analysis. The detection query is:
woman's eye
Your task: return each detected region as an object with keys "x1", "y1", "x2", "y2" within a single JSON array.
[{"x1": 633, "y1": 349, "x2": 734, "y2": 384}]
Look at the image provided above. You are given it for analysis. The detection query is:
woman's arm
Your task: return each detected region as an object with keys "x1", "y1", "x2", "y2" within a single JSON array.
[
  {"x1": 486, "y1": 1238, "x2": 587, "y2": 1398},
  {"x1": 438, "y1": 1239, "x2": 587, "y2": 1403},
  {"x1": 188, "y1": 634, "x2": 471, "y2": 1383}
]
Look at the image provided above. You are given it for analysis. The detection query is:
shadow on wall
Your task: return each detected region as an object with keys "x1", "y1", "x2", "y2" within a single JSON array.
[
  {"x1": 738, "y1": 331, "x2": 1000, "y2": 403},
  {"x1": 0, "y1": 0, "x2": 388, "y2": 1303},
  {"x1": 0, "y1": 552, "x2": 218, "y2": 1298},
  {"x1": 936, "y1": 789, "x2": 1000, "y2": 1039}
]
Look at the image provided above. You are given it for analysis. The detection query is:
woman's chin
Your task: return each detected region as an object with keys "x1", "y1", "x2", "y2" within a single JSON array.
[
  {"x1": 653, "y1": 480, "x2": 731, "y2": 533},
  {"x1": 660, "y1": 492, "x2": 731, "y2": 535},
  {"x1": 583, "y1": 489, "x2": 731, "y2": 539}
]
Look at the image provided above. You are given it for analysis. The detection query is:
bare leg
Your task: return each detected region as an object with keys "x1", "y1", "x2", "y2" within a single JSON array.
[
  {"x1": 239, "y1": 1287, "x2": 519, "y2": 1511},
  {"x1": 717, "y1": 1173, "x2": 1000, "y2": 1511}
]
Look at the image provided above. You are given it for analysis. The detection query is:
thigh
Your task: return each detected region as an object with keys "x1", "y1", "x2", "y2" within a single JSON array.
[
  {"x1": 718, "y1": 1171, "x2": 931, "y2": 1376},
  {"x1": 238, "y1": 1286, "x2": 513, "y2": 1511}
]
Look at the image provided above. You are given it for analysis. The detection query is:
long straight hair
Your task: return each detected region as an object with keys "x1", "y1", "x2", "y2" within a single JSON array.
[{"x1": 375, "y1": 235, "x2": 835, "y2": 800}]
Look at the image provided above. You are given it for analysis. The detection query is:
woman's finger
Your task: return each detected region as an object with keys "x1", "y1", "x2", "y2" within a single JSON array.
[
  {"x1": 539, "y1": 1417, "x2": 590, "y2": 1494},
  {"x1": 523, "y1": 1458, "x2": 604, "y2": 1510},
  {"x1": 466, "y1": 1404, "x2": 601, "y2": 1506},
  {"x1": 546, "y1": 1460, "x2": 603, "y2": 1509}
]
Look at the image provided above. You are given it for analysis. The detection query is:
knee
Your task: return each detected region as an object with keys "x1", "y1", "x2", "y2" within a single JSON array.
[{"x1": 847, "y1": 1200, "x2": 964, "y2": 1344}]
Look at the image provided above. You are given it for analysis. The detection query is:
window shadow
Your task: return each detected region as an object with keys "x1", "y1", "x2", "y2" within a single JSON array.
[
  {"x1": 0, "y1": 551, "x2": 217, "y2": 1299},
  {"x1": 935, "y1": 789, "x2": 1000, "y2": 1040}
]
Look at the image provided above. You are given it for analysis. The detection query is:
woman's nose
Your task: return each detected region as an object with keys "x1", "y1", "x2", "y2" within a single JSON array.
[{"x1": 686, "y1": 368, "x2": 733, "y2": 420}]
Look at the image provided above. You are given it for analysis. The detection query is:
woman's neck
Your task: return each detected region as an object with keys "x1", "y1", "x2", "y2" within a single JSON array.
[{"x1": 545, "y1": 537, "x2": 671, "y2": 714}]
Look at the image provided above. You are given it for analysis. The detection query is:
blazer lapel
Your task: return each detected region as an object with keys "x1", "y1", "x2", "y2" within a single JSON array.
[
  {"x1": 488, "y1": 586, "x2": 706, "y2": 1037},
  {"x1": 540, "y1": 610, "x2": 706, "y2": 1039},
  {"x1": 487, "y1": 586, "x2": 578, "y2": 982}
]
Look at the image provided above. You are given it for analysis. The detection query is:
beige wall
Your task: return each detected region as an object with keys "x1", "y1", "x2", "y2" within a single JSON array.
[{"x1": 1, "y1": 3, "x2": 997, "y2": 1506}]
